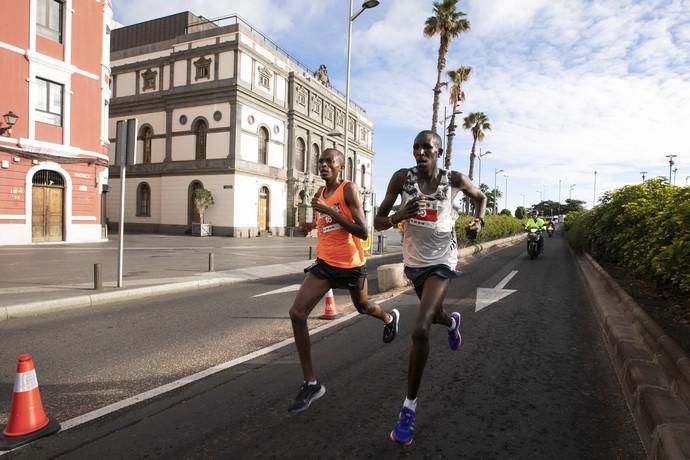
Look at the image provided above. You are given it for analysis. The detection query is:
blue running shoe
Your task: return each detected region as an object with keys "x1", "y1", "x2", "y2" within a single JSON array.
[
  {"x1": 389, "y1": 406, "x2": 416, "y2": 446},
  {"x1": 287, "y1": 381, "x2": 326, "y2": 413},
  {"x1": 448, "y1": 312, "x2": 462, "y2": 351}
]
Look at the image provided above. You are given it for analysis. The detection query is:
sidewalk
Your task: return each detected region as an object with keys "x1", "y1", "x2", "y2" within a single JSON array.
[{"x1": 0, "y1": 231, "x2": 403, "y2": 321}]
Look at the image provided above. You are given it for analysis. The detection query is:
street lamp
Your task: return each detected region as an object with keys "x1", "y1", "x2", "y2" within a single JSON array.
[
  {"x1": 493, "y1": 168, "x2": 503, "y2": 214},
  {"x1": 673, "y1": 167, "x2": 678, "y2": 186},
  {"x1": 477, "y1": 149, "x2": 491, "y2": 188},
  {"x1": 569, "y1": 183, "x2": 576, "y2": 200},
  {"x1": 0, "y1": 111, "x2": 19, "y2": 136},
  {"x1": 502, "y1": 173, "x2": 508, "y2": 212},
  {"x1": 593, "y1": 170, "x2": 597, "y2": 208},
  {"x1": 441, "y1": 106, "x2": 462, "y2": 151},
  {"x1": 536, "y1": 190, "x2": 542, "y2": 202},
  {"x1": 340, "y1": 0, "x2": 380, "y2": 161},
  {"x1": 640, "y1": 171, "x2": 648, "y2": 183},
  {"x1": 666, "y1": 154, "x2": 677, "y2": 184}
]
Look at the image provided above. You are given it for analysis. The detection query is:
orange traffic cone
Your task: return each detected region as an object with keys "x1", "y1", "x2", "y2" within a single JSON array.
[
  {"x1": 318, "y1": 289, "x2": 342, "y2": 320},
  {"x1": 0, "y1": 354, "x2": 60, "y2": 450}
]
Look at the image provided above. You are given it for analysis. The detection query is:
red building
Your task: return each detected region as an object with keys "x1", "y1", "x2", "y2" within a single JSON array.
[{"x1": 0, "y1": 0, "x2": 113, "y2": 244}]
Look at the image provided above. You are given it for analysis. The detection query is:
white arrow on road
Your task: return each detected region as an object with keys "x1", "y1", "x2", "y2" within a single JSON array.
[
  {"x1": 475, "y1": 270, "x2": 518, "y2": 312},
  {"x1": 252, "y1": 284, "x2": 302, "y2": 298}
]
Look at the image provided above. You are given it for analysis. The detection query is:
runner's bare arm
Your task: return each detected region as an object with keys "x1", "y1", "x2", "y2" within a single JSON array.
[
  {"x1": 374, "y1": 169, "x2": 423, "y2": 231},
  {"x1": 312, "y1": 182, "x2": 368, "y2": 239},
  {"x1": 450, "y1": 171, "x2": 487, "y2": 219}
]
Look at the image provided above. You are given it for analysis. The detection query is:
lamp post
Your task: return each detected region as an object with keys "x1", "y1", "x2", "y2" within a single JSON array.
[
  {"x1": 569, "y1": 183, "x2": 576, "y2": 200},
  {"x1": 493, "y1": 168, "x2": 503, "y2": 214},
  {"x1": 341, "y1": 0, "x2": 380, "y2": 161},
  {"x1": 640, "y1": 171, "x2": 648, "y2": 183},
  {"x1": 536, "y1": 190, "x2": 542, "y2": 202},
  {"x1": 666, "y1": 154, "x2": 677, "y2": 185},
  {"x1": 593, "y1": 170, "x2": 597, "y2": 208},
  {"x1": 441, "y1": 106, "x2": 462, "y2": 151},
  {"x1": 673, "y1": 167, "x2": 678, "y2": 186},
  {"x1": 477, "y1": 149, "x2": 492, "y2": 188},
  {"x1": 502, "y1": 173, "x2": 508, "y2": 212}
]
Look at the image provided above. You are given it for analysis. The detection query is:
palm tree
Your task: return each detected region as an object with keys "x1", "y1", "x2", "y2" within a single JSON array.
[
  {"x1": 424, "y1": 0, "x2": 470, "y2": 133},
  {"x1": 444, "y1": 65, "x2": 472, "y2": 169},
  {"x1": 462, "y1": 112, "x2": 491, "y2": 180}
]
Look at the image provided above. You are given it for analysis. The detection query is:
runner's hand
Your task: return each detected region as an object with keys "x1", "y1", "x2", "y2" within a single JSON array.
[{"x1": 465, "y1": 218, "x2": 482, "y2": 241}]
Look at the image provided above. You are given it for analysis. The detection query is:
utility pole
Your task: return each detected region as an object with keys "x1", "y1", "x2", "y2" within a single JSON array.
[
  {"x1": 558, "y1": 179, "x2": 562, "y2": 217},
  {"x1": 593, "y1": 170, "x2": 597, "y2": 208},
  {"x1": 666, "y1": 154, "x2": 677, "y2": 184}
]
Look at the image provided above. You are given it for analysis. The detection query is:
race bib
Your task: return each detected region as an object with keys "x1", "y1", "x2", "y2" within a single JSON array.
[
  {"x1": 409, "y1": 204, "x2": 438, "y2": 228},
  {"x1": 318, "y1": 204, "x2": 342, "y2": 233}
]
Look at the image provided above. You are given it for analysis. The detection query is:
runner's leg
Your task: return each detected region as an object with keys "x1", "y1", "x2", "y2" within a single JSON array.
[{"x1": 289, "y1": 274, "x2": 331, "y2": 381}]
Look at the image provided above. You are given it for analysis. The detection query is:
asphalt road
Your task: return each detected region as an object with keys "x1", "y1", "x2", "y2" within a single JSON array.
[{"x1": 1, "y1": 235, "x2": 645, "y2": 459}]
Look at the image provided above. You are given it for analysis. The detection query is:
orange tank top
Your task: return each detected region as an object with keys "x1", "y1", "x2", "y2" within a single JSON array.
[{"x1": 315, "y1": 180, "x2": 365, "y2": 268}]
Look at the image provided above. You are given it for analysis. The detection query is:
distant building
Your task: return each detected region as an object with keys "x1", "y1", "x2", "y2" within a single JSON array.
[
  {"x1": 0, "y1": 0, "x2": 113, "y2": 245},
  {"x1": 107, "y1": 12, "x2": 375, "y2": 237}
]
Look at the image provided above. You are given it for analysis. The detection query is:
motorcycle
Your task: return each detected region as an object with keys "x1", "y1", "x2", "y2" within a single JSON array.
[
  {"x1": 546, "y1": 224, "x2": 555, "y2": 238},
  {"x1": 526, "y1": 228, "x2": 543, "y2": 259}
]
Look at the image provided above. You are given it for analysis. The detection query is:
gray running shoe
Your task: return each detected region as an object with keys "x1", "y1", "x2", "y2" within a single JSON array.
[
  {"x1": 287, "y1": 381, "x2": 326, "y2": 413},
  {"x1": 383, "y1": 309, "x2": 400, "y2": 343}
]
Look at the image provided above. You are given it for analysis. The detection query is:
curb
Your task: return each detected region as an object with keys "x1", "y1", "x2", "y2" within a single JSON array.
[
  {"x1": 573, "y1": 250, "x2": 690, "y2": 459},
  {"x1": 0, "y1": 252, "x2": 398, "y2": 322}
]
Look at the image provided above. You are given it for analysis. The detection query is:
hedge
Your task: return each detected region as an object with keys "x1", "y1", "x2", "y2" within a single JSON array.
[
  {"x1": 564, "y1": 179, "x2": 690, "y2": 293},
  {"x1": 455, "y1": 214, "x2": 526, "y2": 245}
]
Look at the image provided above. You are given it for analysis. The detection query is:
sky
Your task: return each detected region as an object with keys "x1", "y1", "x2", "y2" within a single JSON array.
[{"x1": 113, "y1": 0, "x2": 690, "y2": 213}]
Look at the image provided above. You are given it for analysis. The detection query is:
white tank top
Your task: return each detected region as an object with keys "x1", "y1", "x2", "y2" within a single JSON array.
[{"x1": 400, "y1": 167, "x2": 459, "y2": 268}]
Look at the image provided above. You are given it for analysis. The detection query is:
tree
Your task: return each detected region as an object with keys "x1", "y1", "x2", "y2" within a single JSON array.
[
  {"x1": 462, "y1": 112, "x2": 491, "y2": 180},
  {"x1": 515, "y1": 206, "x2": 526, "y2": 219},
  {"x1": 488, "y1": 187, "x2": 502, "y2": 214},
  {"x1": 499, "y1": 209, "x2": 512, "y2": 216},
  {"x1": 444, "y1": 65, "x2": 472, "y2": 169},
  {"x1": 424, "y1": 0, "x2": 470, "y2": 133},
  {"x1": 563, "y1": 198, "x2": 586, "y2": 214},
  {"x1": 192, "y1": 188, "x2": 214, "y2": 224}
]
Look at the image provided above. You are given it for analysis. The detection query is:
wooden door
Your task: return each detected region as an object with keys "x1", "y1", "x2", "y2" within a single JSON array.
[
  {"x1": 32, "y1": 186, "x2": 63, "y2": 242},
  {"x1": 258, "y1": 187, "x2": 269, "y2": 231}
]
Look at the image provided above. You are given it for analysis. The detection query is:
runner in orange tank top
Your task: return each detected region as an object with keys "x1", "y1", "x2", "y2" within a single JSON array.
[{"x1": 287, "y1": 148, "x2": 401, "y2": 413}]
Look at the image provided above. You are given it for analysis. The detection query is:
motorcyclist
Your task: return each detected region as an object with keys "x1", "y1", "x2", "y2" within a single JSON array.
[
  {"x1": 524, "y1": 210, "x2": 545, "y2": 253},
  {"x1": 546, "y1": 218, "x2": 556, "y2": 235}
]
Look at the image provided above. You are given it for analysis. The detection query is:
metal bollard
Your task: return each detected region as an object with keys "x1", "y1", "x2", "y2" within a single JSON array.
[
  {"x1": 94, "y1": 263, "x2": 103, "y2": 290},
  {"x1": 377, "y1": 234, "x2": 385, "y2": 254},
  {"x1": 208, "y1": 252, "x2": 215, "y2": 272},
  {"x1": 309, "y1": 246, "x2": 312, "y2": 260}
]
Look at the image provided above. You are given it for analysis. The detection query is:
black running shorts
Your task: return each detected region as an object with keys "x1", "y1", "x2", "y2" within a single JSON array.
[
  {"x1": 305, "y1": 258, "x2": 367, "y2": 291},
  {"x1": 404, "y1": 264, "x2": 459, "y2": 298}
]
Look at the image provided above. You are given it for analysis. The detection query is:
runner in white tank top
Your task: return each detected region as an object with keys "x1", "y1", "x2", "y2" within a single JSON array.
[{"x1": 374, "y1": 130, "x2": 487, "y2": 446}]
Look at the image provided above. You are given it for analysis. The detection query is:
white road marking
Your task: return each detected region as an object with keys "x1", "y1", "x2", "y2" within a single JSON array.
[
  {"x1": 252, "y1": 284, "x2": 302, "y2": 297},
  {"x1": 57, "y1": 297, "x2": 391, "y2": 432},
  {"x1": 475, "y1": 270, "x2": 518, "y2": 312}
]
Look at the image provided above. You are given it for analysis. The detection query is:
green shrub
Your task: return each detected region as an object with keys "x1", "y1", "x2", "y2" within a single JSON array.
[
  {"x1": 455, "y1": 214, "x2": 526, "y2": 245},
  {"x1": 565, "y1": 179, "x2": 690, "y2": 293}
]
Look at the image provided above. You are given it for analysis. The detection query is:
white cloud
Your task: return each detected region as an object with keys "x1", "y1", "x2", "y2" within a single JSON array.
[{"x1": 114, "y1": 0, "x2": 690, "y2": 210}]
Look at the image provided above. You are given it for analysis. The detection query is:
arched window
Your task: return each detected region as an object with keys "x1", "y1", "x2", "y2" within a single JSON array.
[
  {"x1": 194, "y1": 119, "x2": 208, "y2": 160},
  {"x1": 347, "y1": 157, "x2": 354, "y2": 181},
  {"x1": 258, "y1": 127, "x2": 269, "y2": 164},
  {"x1": 136, "y1": 182, "x2": 151, "y2": 217},
  {"x1": 295, "y1": 137, "x2": 305, "y2": 172},
  {"x1": 311, "y1": 144, "x2": 320, "y2": 175},
  {"x1": 360, "y1": 165, "x2": 366, "y2": 188},
  {"x1": 141, "y1": 126, "x2": 153, "y2": 164}
]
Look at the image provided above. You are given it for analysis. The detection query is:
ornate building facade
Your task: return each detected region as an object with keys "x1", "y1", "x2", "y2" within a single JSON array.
[{"x1": 107, "y1": 12, "x2": 375, "y2": 237}]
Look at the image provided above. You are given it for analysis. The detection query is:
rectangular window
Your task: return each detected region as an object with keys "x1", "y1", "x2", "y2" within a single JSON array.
[
  {"x1": 37, "y1": 0, "x2": 64, "y2": 43},
  {"x1": 35, "y1": 78, "x2": 63, "y2": 126}
]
